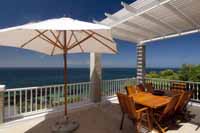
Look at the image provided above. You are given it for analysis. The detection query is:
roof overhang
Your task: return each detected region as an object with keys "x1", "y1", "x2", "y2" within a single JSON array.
[{"x1": 96, "y1": 0, "x2": 200, "y2": 44}]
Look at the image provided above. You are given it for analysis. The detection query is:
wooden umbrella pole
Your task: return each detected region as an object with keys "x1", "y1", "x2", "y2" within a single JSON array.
[
  {"x1": 63, "y1": 52, "x2": 68, "y2": 117},
  {"x1": 63, "y1": 30, "x2": 68, "y2": 117}
]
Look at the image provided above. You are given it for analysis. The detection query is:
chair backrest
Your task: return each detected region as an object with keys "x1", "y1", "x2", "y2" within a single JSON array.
[
  {"x1": 117, "y1": 93, "x2": 137, "y2": 119},
  {"x1": 159, "y1": 94, "x2": 180, "y2": 121},
  {"x1": 137, "y1": 84, "x2": 145, "y2": 92},
  {"x1": 145, "y1": 83, "x2": 153, "y2": 93},
  {"x1": 179, "y1": 90, "x2": 193, "y2": 112},
  {"x1": 117, "y1": 93, "x2": 129, "y2": 114},
  {"x1": 172, "y1": 89, "x2": 186, "y2": 112},
  {"x1": 125, "y1": 95, "x2": 137, "y2": 119},
  {"x1": 171, "y1": 82, "x2": 186, "y2": 90},
  {"x1": 125, "y1": 85, "x2": 137, "y2": 95}
]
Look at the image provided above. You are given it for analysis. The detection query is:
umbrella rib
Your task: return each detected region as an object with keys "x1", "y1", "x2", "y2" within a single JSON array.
[
  {"x1": 49, "y1": 30, "x2": 64, "y2": 48},
  {"x1": 67, "y1": 31, "x2": 78, "y2": 46},
  {"x1": 68, "y1": 32, "x2": 95, "y2": 50},
  {"x1": 20, "y1": 30, "x2": 48, "y2": 48},
  {"x1": 83, "y1": 30, "x2": 117, "y2": 53},
  {"x1": 78, "y1": 44, "x2": 84, "y2": 52},
  {"x1": 51, "y1": 46, "x2": 56, "y2": 56},
  {"x1": 36, "y1": 30, "x2": 63, "y2": 50},
  {"x1": 67, "y1": 31, "x2": 74, "y2": 47},
  {"x1": 88, "y1": 30, "x2": 114, "y2": 43},
  {"x1": 39, "y1": 36, "x2": 55, "y2": 44},
  {"x1": 50, "y1": 32, "x2": 61, "y2": 56},
  {"x1": 93, "y1": 36, "x2": 117, "y2": 53},
  {"x1": 71, "y1": 31, "x2": 84, "y2": 52},
  {"x1": 71, "y1": 31, "x2": 79, "y2": 43},
  {"x1": 39, "y1": 35, "x2": 62, "y2": 50}
]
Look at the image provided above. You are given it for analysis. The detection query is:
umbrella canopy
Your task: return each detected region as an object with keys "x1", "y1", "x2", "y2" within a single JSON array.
[
  {"x1": 0, "y1": 17, "x2": 117, "y2": 117},
  {"x1": 0, "y1": 17, "x2": 117, "y2": 55}
]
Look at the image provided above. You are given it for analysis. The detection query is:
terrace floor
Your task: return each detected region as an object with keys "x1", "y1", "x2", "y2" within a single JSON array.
[{"x1": 0, "y1": 97, "x2": 200, "y2": 133}]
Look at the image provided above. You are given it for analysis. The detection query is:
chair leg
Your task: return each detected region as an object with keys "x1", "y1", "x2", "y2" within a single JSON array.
[
  {"x1": 146, "y1": 111, "x2": 152, "y2": 131},
  {"x1": 120, "y1": 113, "x2": 125, "y2": 130},
  {"x1": 132, "y1": 120, "x2": 140, "y2": 133},
  {"x1": 137, "y1": 121, "x2": 142, "y2": 133}
]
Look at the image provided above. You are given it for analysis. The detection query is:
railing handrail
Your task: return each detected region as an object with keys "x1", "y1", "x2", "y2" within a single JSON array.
[
  {"x1": 145, "y1": 77, "x2": 200, "y2": 84},
  {"x1": 5, "y1": 81, "x2": 92, "y2": 92},
  {"x1": 102, "y1": 77, "x2": 136, "y2": 82}
]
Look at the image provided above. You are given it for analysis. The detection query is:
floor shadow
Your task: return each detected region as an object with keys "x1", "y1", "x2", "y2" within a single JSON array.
[
  {"x1": 9, "y1": 100, "x2": 200, "y2": 133},
  {"x1": 187, "y1": 105, "x2": 200, "y2": 131},
  {"x1": 24, "y1": 101, "x2": 138, "y2": 133}
]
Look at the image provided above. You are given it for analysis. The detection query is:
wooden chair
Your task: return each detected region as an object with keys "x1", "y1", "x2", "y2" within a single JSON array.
[
  {"x1": 137, "y1": 84, "x2": 145, "y2": 92},
  {"x1": 126, "y1": 95, "x2": 152, "y2": 132},
  {"x1": 178, "y1": 90, "x2": 193, "y2": 112},
  {"x1": 125, "y1": 85, "x2": 137, "y2": 95},
  {"x1": 154, "y1": 94, "x2": 180, "y2": 133},
  {"x1": 117, "y1": 93, "x2": 129, "y2": 130},
  {"x1": 117, "y1": 93, "x2": 151, "y2": 132},
  {"x1": 145, "y1": 83, "x2": 154, "y2": 93},
  {"x1": 171, "y1": 82, "x2": 186, "y2": 90},
  {"x1": 170, "y1": 89, "x2": 186, "y2": 113}
]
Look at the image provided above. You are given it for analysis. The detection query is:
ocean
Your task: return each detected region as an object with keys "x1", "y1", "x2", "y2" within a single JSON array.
[{"x1": 0, "y1": 68, "x2": 177, "y2": 89}]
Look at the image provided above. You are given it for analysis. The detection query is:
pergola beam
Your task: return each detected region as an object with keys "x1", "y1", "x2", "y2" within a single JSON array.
[
  {"x1": 93, "y1": 20, "x2": 140, "y2": 42},
  {"x1": 104, "y1": 13, "x2": 159, "y2": 37},
  {"x1": 121, "y1": 1, "x2": 181, "y2": 34},
  {"x1": 104, "y1": 13, "x2": 118, "y2": 21},
  {"x1": 113, "y1": 27, "x2": 148, "y2": 40},
  {"x1": 163, "y1": 3, "x2": 199, "y2": 28},
  {"x1": 141, "y1": 13, "x2": 180, "y2": 33},
  {"x1": 93, "y1": 20, "x2": 102, "y2": 25},
  {"x1": 112, "y1": 33, "x2": 139, "y2": 43},
  {"x1": 121, "y1": 2, "x2": 137, "y2": 14},
  {"x1": 124, "y1": 21, "x2": 161, "y2": 36},
  {"x1": 101, "y1": 0, "x2": 200, "y2": 43},
  {"x1": 109, "y1": 0, "x2": 172, "y2": 28},
  {"x1": 142, "y1": 29, "x2": 200, "y2": 43}
]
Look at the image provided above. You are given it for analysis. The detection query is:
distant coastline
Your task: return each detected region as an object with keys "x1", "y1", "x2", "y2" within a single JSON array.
[{"x1": 0, "y1": 67, "x2": 179, "y2": 88}]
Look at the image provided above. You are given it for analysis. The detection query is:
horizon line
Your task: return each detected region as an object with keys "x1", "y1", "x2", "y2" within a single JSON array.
[{"x1": 0, "y1": 66, "x2": 180, "y2": 69}]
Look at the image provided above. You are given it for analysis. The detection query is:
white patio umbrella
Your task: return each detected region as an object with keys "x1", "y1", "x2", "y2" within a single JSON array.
[{"x1": 0, "y1": 17, "x2": 117, "y2": 117}]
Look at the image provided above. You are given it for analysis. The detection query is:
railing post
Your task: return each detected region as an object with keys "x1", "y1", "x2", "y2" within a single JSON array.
[
  {"x1": 136, "y1": 43, "x2": 146, "y2": 84},
  {"x1": 90, "y1": 53, "x2": 102, "y2": 103},
  {"x1": 0, "y1": 85, "x2": 5, "y2": 123}
]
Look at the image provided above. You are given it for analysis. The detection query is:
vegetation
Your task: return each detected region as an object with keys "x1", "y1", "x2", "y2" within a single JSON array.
[{"x1": 146, "y1": 64, "x2": 200, "y2": 82}]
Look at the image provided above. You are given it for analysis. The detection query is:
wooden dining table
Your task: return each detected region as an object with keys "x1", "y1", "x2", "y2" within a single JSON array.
[
  {"x1": 131, "y1": 92, "x2": 171, "y2": 109},
  {"x1": 130, "y1": 92, "x2": 172, "y2": 131}
]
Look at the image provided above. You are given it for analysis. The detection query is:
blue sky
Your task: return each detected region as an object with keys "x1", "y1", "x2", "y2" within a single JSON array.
[{"x1": 0, "y1": 0, "x2": 200, "y2": 68}]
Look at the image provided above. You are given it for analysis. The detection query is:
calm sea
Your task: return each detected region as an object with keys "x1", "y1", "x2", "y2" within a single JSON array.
[{"x1": 0, "y1": 68, "x2": 178, "y2": 89}]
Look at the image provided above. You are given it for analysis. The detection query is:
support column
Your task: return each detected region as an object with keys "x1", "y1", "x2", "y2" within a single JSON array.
[
  {"x1": 90, "y1": 53, "x2": 102, "y2": 103},
  {"x1": 136, "y1": 43, "x2": 146, "y2": 84},
  {"x1": 0, "y1": 85, "x2": 5, "y2": 123}
]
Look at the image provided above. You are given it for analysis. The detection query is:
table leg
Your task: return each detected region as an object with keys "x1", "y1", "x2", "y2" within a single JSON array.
[{"x1": 151, "y1": 116, "x2": 166, "y2": 133}]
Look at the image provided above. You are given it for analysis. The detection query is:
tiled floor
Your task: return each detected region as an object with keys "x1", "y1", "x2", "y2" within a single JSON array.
[{"x1": 0, "y1": 98, "x2": 200, "y2": 133}]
